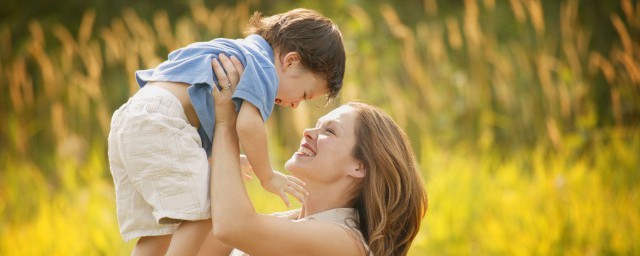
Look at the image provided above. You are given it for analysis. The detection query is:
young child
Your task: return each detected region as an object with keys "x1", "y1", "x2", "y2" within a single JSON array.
[{"x1": 107, "y1": 8, "x2": 345, "y2": 252}]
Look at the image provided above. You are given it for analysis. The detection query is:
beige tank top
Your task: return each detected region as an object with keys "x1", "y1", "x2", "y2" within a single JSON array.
[{"x1": 229, "y1": 208, "x2": 370, "y2": 256}]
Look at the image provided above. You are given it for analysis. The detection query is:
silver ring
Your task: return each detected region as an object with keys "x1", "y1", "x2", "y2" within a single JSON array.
[{"x1": 222, "y1": 82, "x2": 231, "y2": 90}]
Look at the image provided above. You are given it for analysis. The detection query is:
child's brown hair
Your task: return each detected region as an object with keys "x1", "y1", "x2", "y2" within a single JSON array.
[{"x1": 246, "y1": 8, "x2": 346, "y2": 102}]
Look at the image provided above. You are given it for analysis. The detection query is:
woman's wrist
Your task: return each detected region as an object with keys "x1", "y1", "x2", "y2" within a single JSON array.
[{"x1": 214, "y1": 104, "x2": 237, "y2": 124}]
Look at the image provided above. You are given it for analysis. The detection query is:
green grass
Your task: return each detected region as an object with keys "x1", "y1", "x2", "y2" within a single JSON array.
[
  {"x1": 2, "y1": 133, "x2": 638, "y2": 255},
  {"x1": 414, "y1": 136, "x2": 640, "y2": 255},
  {"x1": 1, "y1": 0, "x2": 639, "y2": 255}
]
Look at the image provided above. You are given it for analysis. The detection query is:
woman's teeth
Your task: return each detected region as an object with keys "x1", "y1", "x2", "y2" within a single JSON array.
[{"x1": 298, "y1": 147, "x2": 316, "y2": 157}]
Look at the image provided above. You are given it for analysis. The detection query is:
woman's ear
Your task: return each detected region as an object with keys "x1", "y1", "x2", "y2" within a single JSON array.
[
  {"x1": 281, "y1": 52, "x2": 301, "y2": 71},
  {"x1": 348, "y1": 162, "x2": 366, "y2": 179}
]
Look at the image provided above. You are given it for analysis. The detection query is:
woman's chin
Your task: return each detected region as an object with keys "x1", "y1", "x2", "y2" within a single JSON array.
[
  {"x1": 285, "y1": 158, "x2": 309, "y2": 176},
  {"x1": 284, "y1": 159, "x2": 297, "y2": 172}
]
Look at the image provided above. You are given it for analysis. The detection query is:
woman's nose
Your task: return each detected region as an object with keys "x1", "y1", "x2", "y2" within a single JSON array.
[{"x1": 303, "y1": 128, "x2": 316, "y2": 140}]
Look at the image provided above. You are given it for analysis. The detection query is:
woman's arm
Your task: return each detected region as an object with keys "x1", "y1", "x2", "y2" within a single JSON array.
[{"x1": 210, "y1": 55, "x2": 364, "y2": 256}]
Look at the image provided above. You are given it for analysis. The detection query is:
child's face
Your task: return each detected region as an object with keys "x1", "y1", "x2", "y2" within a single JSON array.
[{"x1": 275, "y1": 52, "x2": 329, "y2": 108}]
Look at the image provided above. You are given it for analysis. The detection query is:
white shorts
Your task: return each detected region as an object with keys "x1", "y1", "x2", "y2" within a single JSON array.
[{"x1": 108, "y1": 86, "x2": 210, "y2": 241}]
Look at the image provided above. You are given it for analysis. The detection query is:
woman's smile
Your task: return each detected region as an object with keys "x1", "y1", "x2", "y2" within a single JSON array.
[{"x1": 296, "y1": 143, "x2": 316, "y2": 157}]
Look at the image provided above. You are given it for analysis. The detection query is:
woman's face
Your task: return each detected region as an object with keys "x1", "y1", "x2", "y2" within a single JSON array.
[{"x1": 285, "y1": 105, "x2": 361, "y2": 183}]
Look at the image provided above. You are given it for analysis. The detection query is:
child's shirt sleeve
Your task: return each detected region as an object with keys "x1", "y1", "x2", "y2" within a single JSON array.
[{"x1": 231, "y1": 55, "x2": 278, "y2": 123}]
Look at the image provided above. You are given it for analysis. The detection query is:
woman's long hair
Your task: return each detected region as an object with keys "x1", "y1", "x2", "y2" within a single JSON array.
[{"x1": 348, "y1": 102, "x2": 428, "y2": 256}]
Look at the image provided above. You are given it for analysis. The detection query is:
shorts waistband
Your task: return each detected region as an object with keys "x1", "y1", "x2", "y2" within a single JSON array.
[{"x1": 128, "y1": 86, "x2": 187, "y2": 120}]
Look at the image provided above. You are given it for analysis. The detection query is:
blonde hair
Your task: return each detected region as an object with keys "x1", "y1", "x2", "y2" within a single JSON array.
[{"x1": 348, "y1": 102, "x2": 428, "y2": 256}]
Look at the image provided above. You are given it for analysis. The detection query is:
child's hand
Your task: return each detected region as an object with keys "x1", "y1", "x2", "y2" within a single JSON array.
[
  {"x1": 239, "y1": 154, "x2": 254, "y2": 180},
  {"x1": 261, "y1": 171, "x2": 307, "y2": 207}
]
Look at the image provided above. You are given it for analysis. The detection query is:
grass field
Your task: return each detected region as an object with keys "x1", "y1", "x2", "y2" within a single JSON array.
[{"x1": 1, "y1": 0, "x2": 639, "y2": 255}]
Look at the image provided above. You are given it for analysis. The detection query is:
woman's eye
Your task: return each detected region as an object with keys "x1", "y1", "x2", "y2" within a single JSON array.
[{"x1": 325, "y1": 128, "x2": 335, "y2": 135}]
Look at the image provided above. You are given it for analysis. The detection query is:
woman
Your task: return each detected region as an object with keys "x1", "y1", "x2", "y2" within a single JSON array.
[{"x1": 205, "y1": 55, "x2": 427, "y2": 255}]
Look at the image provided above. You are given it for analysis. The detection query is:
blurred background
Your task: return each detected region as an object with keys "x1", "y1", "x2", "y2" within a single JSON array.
[{"x1": 1, "y1": 0, "x2": 639, "y2": 255}]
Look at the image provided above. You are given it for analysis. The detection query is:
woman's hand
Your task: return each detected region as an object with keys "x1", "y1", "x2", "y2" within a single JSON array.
[{"x1": 211, "y1": 53, "x2": 244, "y2": 124}]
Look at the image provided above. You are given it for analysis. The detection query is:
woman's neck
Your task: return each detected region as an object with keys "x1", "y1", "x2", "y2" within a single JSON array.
[{"x1": 300, "y1": 184, "x2": 354, "y2": 218}]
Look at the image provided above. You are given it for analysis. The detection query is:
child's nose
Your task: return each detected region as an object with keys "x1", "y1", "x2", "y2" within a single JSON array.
[{"x1": 290, "y1": 100, "x2": 301, "y2": 108}]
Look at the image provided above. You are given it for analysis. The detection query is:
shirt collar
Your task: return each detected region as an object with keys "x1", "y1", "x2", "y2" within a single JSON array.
[{"x1": 245, "y1": 34, "x2": 275, "y2": 65}]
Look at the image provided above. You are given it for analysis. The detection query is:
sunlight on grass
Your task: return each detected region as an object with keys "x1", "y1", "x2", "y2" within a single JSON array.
[
  {"x1": 1, "y1": 0, "x2": 639, "y2": 255},
  {"x1": 1, "y1": 147, "x2": 135, "y2": 255}
]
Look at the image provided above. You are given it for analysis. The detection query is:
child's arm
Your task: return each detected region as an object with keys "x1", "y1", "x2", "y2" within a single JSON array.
[{"x1": 236, "y1": 101, "x2": 305, "y2": 207}]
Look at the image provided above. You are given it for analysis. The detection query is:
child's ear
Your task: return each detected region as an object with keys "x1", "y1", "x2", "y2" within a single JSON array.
[{"x1": 281, "y1": 52, "x2": 301, "y2": 71}]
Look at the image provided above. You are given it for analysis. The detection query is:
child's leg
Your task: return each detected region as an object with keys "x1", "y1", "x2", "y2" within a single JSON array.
[
  {"x1": 131, "y1": 220, "x2": 221, "y2": 256},
  {"x1": 165, "y1": 219, "x2": 212, "y2": 256},
  {"x1": 132, "y1": 235, "x2": 171, "y2": 256}
]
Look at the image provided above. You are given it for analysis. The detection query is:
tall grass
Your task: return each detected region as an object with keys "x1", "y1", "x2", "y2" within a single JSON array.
[{"x1": 1, "y1": 0, "x2": 639, "y2": 254}]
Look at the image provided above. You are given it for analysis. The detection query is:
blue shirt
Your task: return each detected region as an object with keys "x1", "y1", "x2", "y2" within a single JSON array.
[{"x1": 135, "y1": 35, "x2": 278, "y2": 156}]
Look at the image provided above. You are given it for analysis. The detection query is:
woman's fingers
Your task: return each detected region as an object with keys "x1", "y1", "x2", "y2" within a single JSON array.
[
  {"x1": 229, "y1": 55, "x2": 244, "y2": 75},
  {"x1": 211, "y1": 58, "x2": 238, "y2": 123},
  {"x1": 211, "y1": 58, "x2": 229, "y2": 90},
  {"x1": 217, "y1": 53, "x2": 244, "y2": 88},
  {"x1": 210, "y1": 60, "x2": 230, "y2": 98}
]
